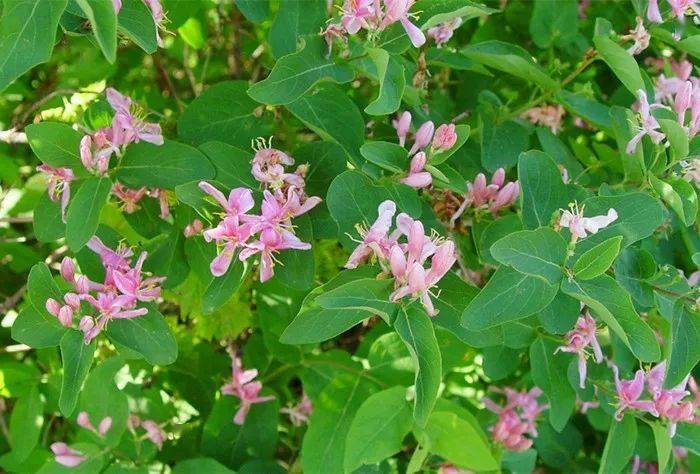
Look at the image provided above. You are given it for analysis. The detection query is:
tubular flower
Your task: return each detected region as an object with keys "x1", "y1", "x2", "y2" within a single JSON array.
[
  {"x1": 556, "y1": 314, "x2": 603, "y2": 389},
  {"x1": 483, "y1": 387, "x2": 547, "y2": 452},
  {"x1": 450, "y1": 168, "x2": 520, "y2": 225},
  {"x1": 558, "y1": 204, "x2": 618, "y2": 242},
  {"x1": 36, "y1": 165, "x2": 74, "y2": 223},
  {"x1": 627, "y1": 89, "x2": 666, "y2": 154},
  {"x1": 221, "y1": 352, "x2": 274, "y2": 425}
]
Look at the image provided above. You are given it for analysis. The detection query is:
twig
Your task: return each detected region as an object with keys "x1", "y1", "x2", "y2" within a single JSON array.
[{"x1": 153, "y1": 53, "x2": 184, "y2": 113}]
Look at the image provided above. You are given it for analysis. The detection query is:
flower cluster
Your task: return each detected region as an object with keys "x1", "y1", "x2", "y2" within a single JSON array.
[
  {"x1": 483, "y1": 387, "x2": 548, "y2": 452},
  {"x1": 521, "y1": 104, "x2": 565, "y2": 134},
  {"x1": 329, "y1": 0, "x2": 426, "y2": 48},
  {"x1": 556, "y1": 314, "x2": 603, "y2": 389},
  {"x1": 647, "y1": 0, "x2": 700, "y2": 24},
  {"x1": 557, "y1": 203, "x2": 618, "y2": 243},
  {"x1": 391, "y1": 112, "x2": 458, "y2": 189},
  {"x1": 128, "y1": 414, "x2": 168, "y2": 450},
  {"x1": 50, "y1": 443, "x2": 86, "y2": 467},
  {"x1": 199, "y1": 140, "x2": 321, "y2": 281},
  {"x1": 281, "y1": 392, "x2": 313, "y2": 426},
  {"x1": 46, "y1": 237, "x2": 164, "y2": 343},
  {"x1": 449, "y1": 168, "x2": 520, "y2": 226},
  {"x1": 346, "y1": 200, "x2": 456, "y2": 316},
  {"x1": 613, "y1": 361, "x2": 699, "y2": 436},
  {"x1": 221, "y1": 352, "x2": 274, "y2": 425}
]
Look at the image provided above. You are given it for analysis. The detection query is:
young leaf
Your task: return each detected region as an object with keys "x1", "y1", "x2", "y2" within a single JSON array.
[
  {"x1": 0, "y1": 0, "x2": 67, "y2": 92},
  {"x1": 365, "y1": 48, "x2": 406, "y2": 116},
  {"x1": 462, "y1": 267, "x2": 559, "y2": 330},
  {"x1": 529, "y1": 337, "x2": 576, "y2": 431},
  {"x1": 248, "y1": 38, "x2": 354, "y2": 106},
  {"x1": 344, "y1": 387, "x2": 413, "y2": 472},
  {"x1": 66, "y1": 176, "x2": 113, "y2": 251},
  {"x1": 394, "y1": 303, "x2": 442, "y2": 427},
  {"x1": 667, "y1": 301, "x2": 700, "y2": 388},
  {"x1": 572, "y1": 236, "x2": 623, "y2": 280},
  {"x1": 59, "y1": 331, "x2": 96, "y2": 416},
  {"x1": 593, "y1": 35, "x2": 644, "y2": 95},
  {"x1": 518, "y1": 150, "x2": 569, "y2": 229},
  {"x1": 561, "y1": 275, "x2": 660, "y2": 362},
  {"x1": 598, "y1": 414, "x2": 637, "y2": 474},
  {"x1": 490, "y1": 227, "x2": 568, "y2": 285},
  {"x1": 76, "y1": 0, "x2": 118, "y2": 63},
  {"x1": 650, "y1": 175, "x2": 698, "y2": 226}
]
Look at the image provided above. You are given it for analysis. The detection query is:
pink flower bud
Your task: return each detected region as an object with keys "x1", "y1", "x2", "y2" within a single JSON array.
[
  {"x1": 389, "y1": 245, "x2": 407, "y2": 279},
  {"x1": 675, "y1": 81, "x2": 693, "y2": 123},
  {"x1": 77, "y1": 411, "x2": 93, "y2": 430},
  {"x1": 75, "y1": 275, "x2": 90, "y2": 294},
  {"x1": 79, "y1": 135, "x2": 93, "y2": 171},
  {"x1": 46, "y1": 298, "x2": 61, "y2": 316},
  {"x1": 409, "y1": 121, "x2": 435, "y2": 156},
  {"x1": 127, "y1": 413, "x2": 141, "y2": 430},
  {"x1": 409, "y1": 151, "x2": 427, "y2": 174},
  {"x1": 401, "y1": 172, "x2": 432, "y2": 189},
  {"x1": 432, "y1": 123, "x2": 457, "y2": 151},
  {"x1": 393, "y1": 111, "x2": 412, "y2": 146},
  {"x1": 60, "y1": 257, "x2": 76, "y2": 283},
  {"x1": 64, "y1": 292, "x2": 81, "y2": 310},
  {"x1": 491, "y1": 168, "x2": 506, "y2": 187},
  {"x1": 98, "y1": 416, "x2": 113, "y2": 436},
  {"x1": 58, "y1": 306, "x2": 73, "y2": 327},
  {"x1": 79, "y1": 316, "x2": 94, "y2": 333}
]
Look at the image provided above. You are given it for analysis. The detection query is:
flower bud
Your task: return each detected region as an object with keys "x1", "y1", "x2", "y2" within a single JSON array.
[
  {"x1": 409, "y1": 151, "x2": 427, "y2": 174},
  {"x1": 77, "y1": 411, "x2": 93, "y2": 430},
  {"x1": 75, "y1": 275, "x2": 90, "y2": 294},
  {"x1": 64, "y1": 292, "x2": 81, "y2": 310},
  {"x1": 432, "y1": 123, "x2": 457, "y2": 151},
  {"x1": 60, "y1": 257, "x2": 75, "y2": 283},
  {"x1": 675, "y1": 81, "x2": 693, "y2": 123},
  {"x1": 401, "y1": 172, "x2": 432, "y2": 189},
  {"x1": 409, "y1": 121, "x2": 435, "y2": 156},
  {"x1": 79, "y1": 135, "x2": 93, "y2": 171},
  {"x1": 389, "y1": 245, "x2": 407, "y2": 279},
  {"x1": 46, "y1": 298, "x2": 61, "y2": 316},
  {"x1": 491, "y1": 168, "x2": 506, "y2": 187},
  {"x1": 58, "y1": 306, "x2": 73, "y2": 327},
  {"x1": 98, "y1": 416, "x2": 113, "y2": 436},
  {"x1": 79, "y1": 316, "x2": 94, "y2": 333},
  {"x1": 393, "y1": 111, "x2": 412, "y2": 146}
]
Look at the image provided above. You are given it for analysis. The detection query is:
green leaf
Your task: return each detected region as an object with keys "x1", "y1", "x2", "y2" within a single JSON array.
[
  {"x1": 66, "y1": 176, "x2": 113, "y2": 251},
  {"x1": 268, "y1": 0, "x2": 327, "y2": 58},
  {"x1": 648, "y1": 421, "x2": 672, "y2": 473},
  {"x1": 529, "y1": 337, "x2": 576, "y2": 431},
  {"x1": 286, "y1": 84, "x2": 365, "y2": 166},
  {"x1": 0, "y1": 0, "x2": 67, "y2": 92},
  {"x1": 659, "y1": 118, "x2": 689, "y2": 161},
  {"x1": 365, "y1": 48, "x2": 406, "y2": 116},
  {"x1": 59, "y1": 331, "x2": 96, "y2": 416},
  {"x1": 593, "y1": 35, "x2": 644, "y2": 96},
  {"x1": 419, "y1": 411, "x2": 498, "y2": 471},
  {"x1": 462, "y1": 267, "x2": 558, "y2": 330},
  {"x1": 430, "y1": 124, "x2": 470, "y2": 165},
  {"x1": 598, "y1": 415, "x2": 637, "y2": 474},
  {"x1": 105, "y1": 304, "x2": 178, "y2": 365},
  {"x1": 33, "y1": 193, "x2": 66, "y2": 243},
  {"x1": 490, "y1": 228, "x2": 568, "y2": 285},
  {"x1": 529, "y1": 0, "x2": 578, "y2": 48},
  {"x1": 610, "y1": 106, "x2": 646, "y2": 181},
  {"x1": 118, "y1": 0, "x2": 158, "y2": 54},
  {"x1": 463, "y1": 41, "x2": 558, "y2": 90},
  {"x1": 117, "y1": 140, "x2": 215, "y2": 190},
  {"x1": 236, "y1": 0, "x2": 269, "y2": 23},
  {"x1": 518, "y1": 150, "x2": 569, "y2": 229},
  {"x1": 481, "y1": 119, "x2": 530, "y2": 172},
  {"x1": 556, "y1": 90, "x2": 613, "y2": 133},
  {"x1": 144, "y1": 230, "x2": 190, "y2": 289},
  {"x1": 301, "y1": 374, "x2": 377, "y2": 474},
  {"x1": 179, "y1": 17, "x2": 206, "y2": 49},
  {"x1": 178, "y1": 81, "x2": 271, "y2": 149},
  {"x1": 538, "y1": 291, "x2": 580, "y2": 334},
  {"x1": 9, "y1": 386, "x2": 43, "y2": 463},
  {"x1": 26, "y1": 122, "x2": 84, "y2": 169},
  {"x1": 76, "y1": 0, "x2": 118, "y2": 63},
  {"x1": 675, "y1": 424, "x2": 700, "y2": 455},
  {"x1": 572, "y1": 236, "x2": 623, "y2": 280},
  {"x1": 561, "y1": 275, "x2": 660, "y2": 362},
  {"x1": 344, "y1": 387, "x2": 413, "y2": 472},
  {"x1": 667, "y1": 301, "x2": 700, "y2": 388},
  {"x1": 198, "y1": 141, "x2": 258, "y2": 190},
  {"x1": 650, "y1": 175, "x2": 698, "y2": 226},
  {"x1": 360, "y1": 141, "x2": 408, "y2": 173},
  {"x1": 202, "y1": 260, "x2": 248, "y2": 313},
  {"x1": 248, "y1": 38, "x2": 353, "y2": 106},
  {"x1": 394, "y1": 303, "x2": 442, "y2": 427},
  {"x1": 414, "y1": 0, "x2": 497, "y2": 29},
  {"x1": 174, "y1": 458, "x2": 235, "y2": 474},
  {"x1": 314, "y1": 278, "x2": 396, "y2": 320}
]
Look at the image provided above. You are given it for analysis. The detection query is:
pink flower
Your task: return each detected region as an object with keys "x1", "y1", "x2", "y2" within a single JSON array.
[
  {"x1": 37, "y1": 164, "x2": 74, "y2": 223},
  {"x1": 221, "y1": 353, "x2": 274, "y2": 425},
  {"x1": 51, "y1": 443, "x2": 86, "y2": 467},
  {"x1": 281, "y1": 392, "x2": 313, "y2": 426},
  {"x1": 627, "y1": 89, "x2": 666, "y2": 154},
  {"x1": 427, "y1": 18, "x2": 462, "y2": 47},
  {"x1": 87, "y1": 236, "x2": 133, "y2": 272},
  {"x1": 558, "y1": 205, "x2": 618, "y2": 241},
  {"x1": 483, "y1": 386, "x2": 546, "y2": 452},
  {"x1": 341, "y1": 0, "x2": 376, "y2": 34},
  {"x1": 382, "y1": 0, "x2": 426, "y2": 47},
  {"x1": 77, "y1": 412, "x2": 112, "y2": 437},
  {"x1": 199, "y1": 182, "x2": 255, "y2": 219},
  {"x1": 521, "y1": 104, "x2": 565, "y2": 134},
  {"x1": 401, "y1": 151, "x2": 432, "y2": 189},
  {"x1": 409, "y1": 120, "x2": 434, "y2": 156},
  {"x1": 141, "y1": 420, "x2": 166, "y2": 450},
  {"x1": 149, "y1": 188, "x2": 170, "y2": 219},
  {"x1": 98, "y1": 416, "x2": 113, "y2": 436},
  {"x1": 393, "y1": 111, "x2": 412, "y2": 146},
  {"x1": 250, "y1": 139, "x2": 297, "y2": 188},
  {"x1": 432, "y1": 123, "x2": 458, "y2": 151},
  {"x1": 345, "y1": 200, "x2": 397, "y2": 268},
  {"x1": 647, "y1": 0, "x2": 663, "y2": 22},
  {"x1": 557, "y1": 314, "x2": 603, "y2": 389},
  {"x1": 668, "y1": 0, "x2": 700, "y2": 21},
  {"x1": 450, "y1": 168, "x2": 519, "y2": 225},
  {"x1": 184, "y1": 219, "x2": 203, "y2": 237},
  {"x1": 112, "y1": 252, "x2": 165, "y2": 305},
  {"x1": 621, "y1": 17, "x2": 650, "y2": 55},
  {"x1": 106, "y1": 88, "x2": 164, "y2": 146},
  {"x1": 112, "y1": 183, "x2": 147, "y2": 213},
  {"x1": 240, "y1": 226, "x2": 311, "y2": 282},
  {"x1": 612, "y1": 366, "x2": 658, "y2": 420}
]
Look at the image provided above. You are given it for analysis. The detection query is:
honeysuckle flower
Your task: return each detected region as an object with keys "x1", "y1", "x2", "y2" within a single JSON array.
[
  {"x1": 87, "y1": 236, "x2": 133, "y2": 272},
  {"x1": 648, "y1": 0, "x2": 663, "y2": 22},
  {"x1": 621, "y1": 17, "x2": 650, "y2": 55},
  {"x1": 221, "y1": 353, "x2": 274, "y2": 425},
  {"x1": 558, "y1": 204, "x2": 618, "y2": 241},
  {"x1": 393, "y1": 111, "x2": 412, "y2": 146},
  {"x1": 113, "y1": 0, "x2": 122, "y2": 13},
  {"x1": 668, "y1": 0, "x2": 700, "y2": 22},
  {"x1": 627, "y1": 89, "x2": 666, "y2": 154},
  {"x1": 401, "y1": 151, "x2": 432, "y2": 189},
  {"x1": 80, "y1": 134, "x2": 115, "y2": 175},
  {"x1": 450, "y1": 168, "x2": 519, "y2": 225},
  {"x1": 199, "y1": 182, "x2": 255, "y2": 220},
  {"x1": 112, "y1": 252, "x2": 164, "y2": 305},
  {"x1": 183, "y1": 219, "x2": 203, "y2": 237},
  {"x1": 409, "y1": 120, "x2": 435, "y2": 156},
  {"x1": 320, "y1": 23, "x2": 348, "y2": 55},
  {"x1": 521, "y1": 104, "x2": 565, "y2": 134},
  {"x1": 149, "y1": 188, "x2": 170, "y2": 219},
  {"x1": 46, "y1": 293, "x2": 80, "y2": 328},
  {"x1": 77, "y1": 412, "x2": 112, "y2": 437},
  {"x1": 432, "y1": 123, "x2": 458, "y2": 151},
  {"x1": 37, "y1": 164, "x2": 74, "y2": 222},
  {"x1": 612, "y1": 366, "x2": 658, "y2": 420},
  {"x1": 51, "y1": 443, "x2": 86, "y2": 467},
  {"x1": 106, "y1": 88, "x2": 164, "y2": 146},
  {"x1": 142, "y1": 0, "x2": 167, "y2": 46},
  {"x1": 112, "y1": 183, "x2": 147, "y2": 213},
  {"x1": 240, "y1": 226, "x2": 312, "y2": 282},
  {"x1": 60, "y1": 257, "x2": 76, "y2": 283},
  {"x1": 427, "y1": 17, "x2": 462, "y2": 47},
  {"x1": 557, "y1": 314, "x2": 603, "y2": 389},
  {"x1": 141, "y1": 420, "x2": 166, "y2": 450},
  {"x1": 645, "y1": 361, "x2": 695, "y2": 436},
  {"x1": 251, "y1": 138, "x2": 297, "y2": 188},
  {"x1": 483, "y1": 386, "x2": 546, "y2": 452},
  {"x1": 345, "y1": 200, "x2": 397, "y2": 268},
  {"x1": 281, "y1": 393, "x2": 313, "y2": 426},
  {"x1": 341, "y1": 0, "x2": 376, "y2": 34},
  {"x1": 382, "y1": 0, "x2": 426, "y2": 47},
  {"x1": 675, "y1": 80, "x2": 693, "y2": 123}
]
